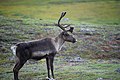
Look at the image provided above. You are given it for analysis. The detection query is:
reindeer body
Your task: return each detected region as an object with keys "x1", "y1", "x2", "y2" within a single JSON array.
[
  {"x1": 12, "y1": 33, "x2": 65, "y2": 61},
  {"x1": 11, "y1": 12, "x2": 76, "y2": 80}
]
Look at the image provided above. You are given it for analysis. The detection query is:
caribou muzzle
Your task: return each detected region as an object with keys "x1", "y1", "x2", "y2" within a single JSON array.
[{"x1": 72, "y1": 38, "x2": 77, "y2": 43}]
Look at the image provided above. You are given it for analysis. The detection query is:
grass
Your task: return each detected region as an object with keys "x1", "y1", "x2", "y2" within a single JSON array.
[
  {"x1": 0, "y1": 0, "x2": 120, "y2": 24},
  {"x1": 0, "y1": 58, "x2": 120, "y2": 80}
]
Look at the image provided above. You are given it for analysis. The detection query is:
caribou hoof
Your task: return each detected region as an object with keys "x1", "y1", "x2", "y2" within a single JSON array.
[
  {"x1": 50, "y1": 78, "x2": 55, "y2": 80},
  {"x1": 46, "y1": 77, "x2": 55, "y2": 80}
]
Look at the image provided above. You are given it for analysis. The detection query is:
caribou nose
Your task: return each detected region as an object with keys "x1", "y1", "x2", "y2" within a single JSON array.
[{"x1": 73, "y1": 38, "x2": 77, "y2": 43}]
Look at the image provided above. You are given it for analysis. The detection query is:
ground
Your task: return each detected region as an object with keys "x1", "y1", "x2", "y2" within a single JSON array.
[{"x1": 0, "y1": 0, "x2": 120, "y2": 80}]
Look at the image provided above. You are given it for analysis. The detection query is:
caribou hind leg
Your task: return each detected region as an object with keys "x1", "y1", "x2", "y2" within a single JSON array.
[{"x1": 13, "y1": 58, "x2": 27, "y2": 80}]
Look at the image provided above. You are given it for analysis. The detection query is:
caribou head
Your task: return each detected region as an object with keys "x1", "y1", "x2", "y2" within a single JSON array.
[{"x1": 57, "y1": 12, "x2": 77, "y2": 44}]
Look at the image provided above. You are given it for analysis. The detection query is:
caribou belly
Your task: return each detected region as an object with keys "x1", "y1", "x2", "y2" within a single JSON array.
[{"x1": 32, "y1": 51, "x2": 50, "y2": 57}]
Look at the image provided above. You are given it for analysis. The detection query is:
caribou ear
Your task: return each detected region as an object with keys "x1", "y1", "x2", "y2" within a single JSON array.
[{"x1": 68, "y1": 27, "x2": 74, "y2": 33}]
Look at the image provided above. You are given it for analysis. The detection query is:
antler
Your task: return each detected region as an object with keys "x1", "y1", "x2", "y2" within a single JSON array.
[
  {"x1": 58, "y1": 12, "x2": 74, "y2": 33},
  {"x1": 58, "y1": 12, "x2": 66, "y2": 31}
]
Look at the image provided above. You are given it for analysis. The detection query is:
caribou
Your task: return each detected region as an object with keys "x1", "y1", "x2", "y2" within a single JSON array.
[{"x1": 11, "y1": 12, "x2": 77, "y2": 80}]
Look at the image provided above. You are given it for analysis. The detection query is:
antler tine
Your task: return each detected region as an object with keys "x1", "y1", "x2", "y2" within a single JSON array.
[
  {"x1": 63, "y1": 24, "x2": 70, "y2": 28},
  {"x1": 58, "y1": 12, "x2": 67, "y2": 31}
]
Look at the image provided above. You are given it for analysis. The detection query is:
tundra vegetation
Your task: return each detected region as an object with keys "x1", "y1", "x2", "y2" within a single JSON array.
[{"x1": 0, "y1": 0, "x2": 120, "y2": 80}]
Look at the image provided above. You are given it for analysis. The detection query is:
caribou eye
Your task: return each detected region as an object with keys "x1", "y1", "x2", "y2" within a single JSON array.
[
  {"x1": 65, "y1": 34, "x2": 69, "y2": 36},
  {"x1": 64, "y1": 32, "x2": 69, "y2": 36}
]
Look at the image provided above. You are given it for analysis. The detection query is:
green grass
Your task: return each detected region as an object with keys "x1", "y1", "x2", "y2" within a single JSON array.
[
  {"x1": 0, "y1": 0, "x2": 120, "y2": 24},
  {"x1": 0, "y1": 58, "x2": 120, "y2": 80}
]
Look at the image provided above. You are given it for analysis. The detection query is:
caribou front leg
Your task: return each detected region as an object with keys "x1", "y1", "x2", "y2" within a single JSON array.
[
  {"x1": 46, "y1": 57, "x2": 51, "y2": 80},
  {"x1": 46, "y1": 54, "x2": 55, "y2": 80},
  {"x1": 50, "y1": 56, "x2": 55, "y2": 79}
]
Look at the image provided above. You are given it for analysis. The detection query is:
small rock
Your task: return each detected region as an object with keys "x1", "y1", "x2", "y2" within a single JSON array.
[
  {"x1": 96, "y1": 77, "x2": 103, "y2": 80},
  {"x1": 74, "y1": 57, "x2": 82, "y2": 62},
  {"x1": 97, "y1": 59, "x2": 104, "y2": 63},
  {"x1": 96, "y1": 78, "x2": 112, "y2": 80},
  {"x1": 115, "y1": 68, "x2": 120, "y2": 73}
]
